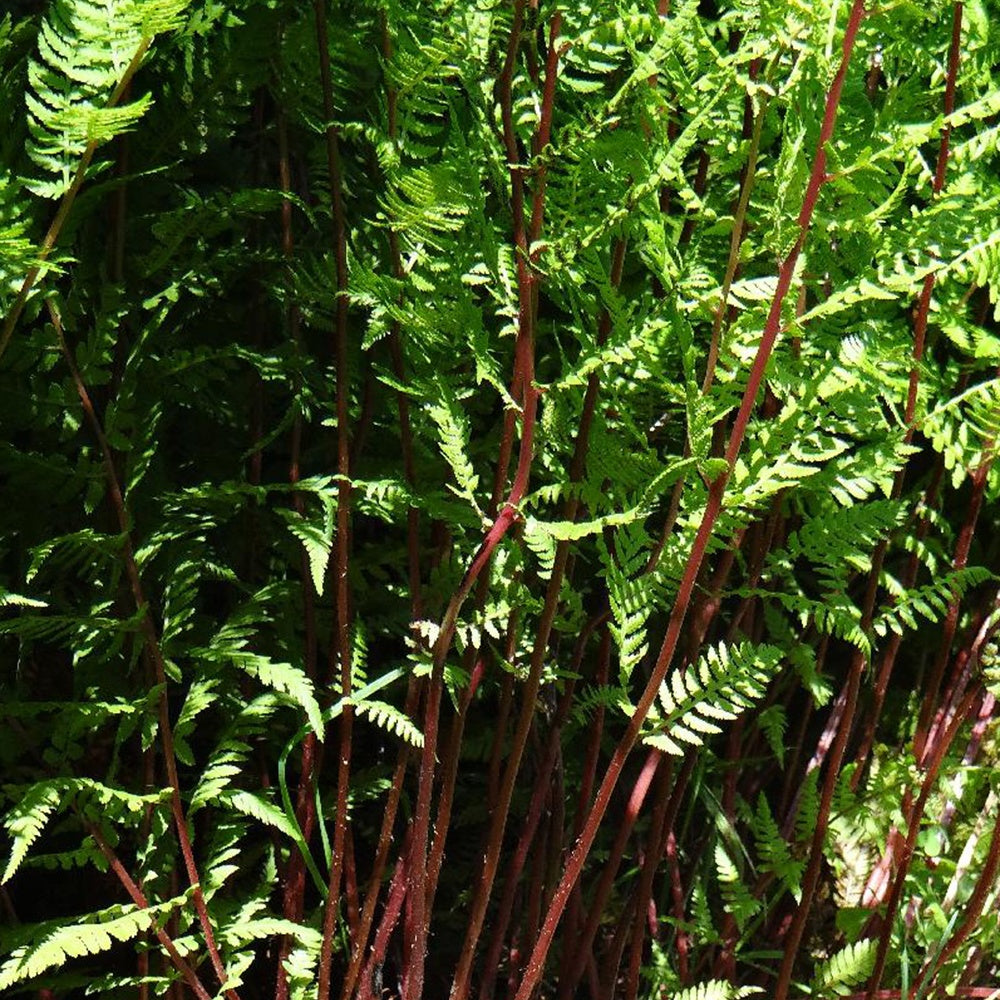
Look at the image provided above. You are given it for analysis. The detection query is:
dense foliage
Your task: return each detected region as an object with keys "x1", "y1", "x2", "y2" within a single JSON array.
[{"x1": 1, "y1": 1, "x2": 1000, "y2": 998}]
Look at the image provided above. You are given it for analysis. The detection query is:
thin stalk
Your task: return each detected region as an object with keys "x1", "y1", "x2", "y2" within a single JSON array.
[
  {"x1": 903, "y1": 2, "x2": 963, "y2": 427},
  {"x1": 479, "y1": 620, "x2": 604, "y2": 1000},
  {"x1": 88, "y1": 826, "x2": 214, "y2": 1000},
  {"x1": 558, "y1": 627, "x2": 613, "y2": 999},
  {"x1": 274, "y1": 99, "x2": 325, "y2": 1000},
  {"x1": 467, "y1": 230, "x2": 626, "y2": 998},
  {"x1": 48, "y1": 301, "x2": 238, "y2": 1000},
  {"x1": 627, "y1": 753, "x2": 697, "y2": 995},
  {"x1": 618, "y1": 757, "x2": 674, "y2": 1000},
  {"x1": 424, "y1": 655, "x2": 487, "y2": 905},
  {"x1": 357, "y1": 848, "x2": 409, "y2": 1000},
  {"x1": 338, "y1": 15, "x2": 427, "y2": 994},
  {"x1": 851, "y1": 458, "x2": 945, "y2": 787},
  {"x1": 2, "y1": 714, "x2": 214, "y2": 1000},
  {"x1": 923, "y1": 598, "x2": 994, "y2": 761},
  {"x1": 314, "y1": 0, "x2": 355, "y2": 994},
  {"x1": 775, "y1": 551, "x2": 883, "y2": 1000},
  {"x1": 486, "y1": 671, "x2": 515, "y2": 814},
  {"x1": 564, "y1": 750, "x2": 664, "y2": 994},
  {"x1": 514, "y1": 5, "x2": 868, "y2": 995},
  {"x1": 914, "y1": 455, "x2": 990, "y2": 765},
  {"x1": 339, "y1": 681, "x2": 420, "y2": 1000}
]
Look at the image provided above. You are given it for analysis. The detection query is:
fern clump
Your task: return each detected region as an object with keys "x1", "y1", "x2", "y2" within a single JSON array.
[{"x1": 1, "y1": 1, "x2": 999, "y2": 998}]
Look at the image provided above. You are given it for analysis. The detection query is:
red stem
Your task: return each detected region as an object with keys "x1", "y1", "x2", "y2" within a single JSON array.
[
  {"x1": 314, "y1": 0, "x2": 355, "y2": 993},
  {"x1": 88, "y1": 826, "x2": 214, "y2": 1000},
  {"x1": 912, "y1": 723, "x2": 1000, "y2": 994},
  {"x1": 914, "y1": 456, "x2": 990, "y2": 764},
  {"x1": 904, "y1": 2, "x2": 963, "y2": 426},
  {"x1": 565, "y1": 749, "x2": 664, "y2": 994},
  {"x1": 449, "y1": 19, "x2": 565, "y2": 998},
  {"x1": 479, "y1": 619, "x2": 604, "y2": 1000},
  {"x1": 273, "y1": 99, "x2": 325, "y2": 1000},
  {"x1": 403, "y1": 4, "x2": 543, "y2": 990}
]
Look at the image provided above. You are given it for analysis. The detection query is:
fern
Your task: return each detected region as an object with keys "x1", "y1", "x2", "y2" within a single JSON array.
[
  {"x1": 354, "y1": 698, "x2": 423, "y2": 748},
  {"x1": 2, "y1": 0, "x2": 999, "y2": 995},
  {"x1": 751, "y1": 793, "x2": 805, "y2": 902},
  {"x1": 27, "y1": 0, "x2": 190, "y2": 199},
  {"x1": 669, "y1": 981, "x2": 764, "y2": 1000},
  {"x1": 812, "y1": 939, "x2": 878, "y2": 997},
  {"x1": 2, "y1": 782, "x2": 63, "y2": 885},
  {"x1": 644, "y1": 642, "x2": 784, "y2": 756},
  {"x1": 0, "y1": 896, "x2": 187, "y2": 991}
]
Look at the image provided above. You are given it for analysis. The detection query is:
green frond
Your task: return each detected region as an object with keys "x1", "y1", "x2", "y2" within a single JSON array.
[
  {"x1": 2, "y1": 781, "x2": 63, "y2": 885},
  {"x1": 924, "y1": 376, "x2": 1000, "y2": 488},
  {"x1": 751, "y1": 794, "x2": 805, "y2": 902},
  {"x1": 354, "y1": 698, "x2": 423, "y2": 748},
  {"x1": 874, "y1": 566, "x2": 994, "y2": 637},
  {"x1": 0, "y1": 896, "x2": 186, "y2": 991},
  {"x1": 276, "y1": 499, "x2": 334, "y2": 596},
  {"x1": 669, "y1": 980, "x2": 764, "y2": 1000},
  {"x1": 26, "y1": 0, "x2": 189, "y2": 198},
  {"x1": 195, "y1": 624, "x2": 323, "y2": 738},
  {"x1": 812, "y1": 939, "x2": 878, "y2": 997},
  {"x1": 602, "y1": 521, "x2": 655, "y2": 687},
  {"x1": 645, "y1": 642, "x2": 784, "y2": 756},
  {"x1": 715, "y1": 840, "x2": 761, "y2": 931}
]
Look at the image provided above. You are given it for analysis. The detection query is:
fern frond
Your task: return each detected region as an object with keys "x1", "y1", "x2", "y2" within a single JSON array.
[
  {"x1": 751, "y1": 794, "x2": 804, "y2": 902},
  {"x1": 0, "y1": 896, "x2": 186, "y2": 991},
  {"x1": 354, "y1": 699, "x2": 423, "y2": 748},
  {"x1": 27, "y1": 0, "x2": 190, "y2": 198},
  {"x1": 669, "y1": 980, "x2": 764, "y2": 1000},
  {"x1": 812, "y1": 939, "x2": 878, "y2": 997},
  {"x1": 644, "y1": 642, "x2": 784, "y2": 755},
  {"x1": 873, "y1": 566, "x2": 994, "y2": 637},
  {"x1": 2, "y1": 782, "x2": 63, "y2": 885},
  {"x1": 715, "y1": 840, "x2": 760, "y2": 931}
]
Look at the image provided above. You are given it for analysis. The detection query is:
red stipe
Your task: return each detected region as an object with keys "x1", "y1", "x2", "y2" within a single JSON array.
[
  {"x1": 357, "y1": 849, "x2": 409, "y2": 1000},
  {"x1": 479, "y1": 619, "x2": 601, "y2": 1000},
  {"x1": 557, "y1": 626, "x2": 612, "y2": 1000},
  {"x1": 904, "y1": 2, "x2": 963, "y2": 426},
  {"x1": 274, "y1": 100, "x2": 325, "y2": 1000},
  {"x1": 314, "y1": 0, "x2": 356, "y2": 994},
  {"x1": 341, "y1": 681, "x2": 420, "y2": 1000},
  {"x1": 916, "y1": 812, "x2": 1000, "y2": 990},
  {"x1": 565, "y1": 750, "x2": 663, "y2": 994},
  {"x1": 619, "y1": 758, "x2": 674, "y2": 1000},
  {"x1": 424, "y1": 655, "x2": 486, "y2": 912},
  {"x1": 404, "y1": 4, "x2": 538, "y2": 988},
  {"x1": 914, "y1": 454, "x2": 990, "y2": 765},
  {"x1": 777, "y1": 532, "x2": 888, "y2": 1000},
  {"x1": 89, "y1": 826, "x2": 214, "y2": 1000},
  {"x1": 459, "y1": 236, "x2": 625, "y2": 1000},
  {"x1": 340, "y1": 17, "x2": 428, "y2": 991},
  {"x1": 851, "y1": 458, "x2": 946, "y2": 787}
]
